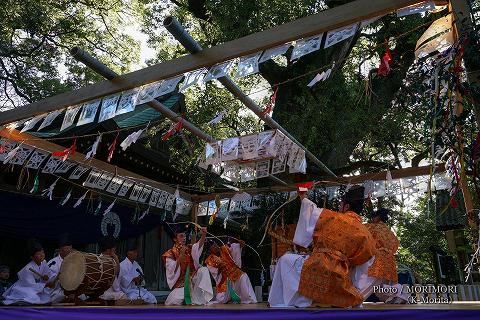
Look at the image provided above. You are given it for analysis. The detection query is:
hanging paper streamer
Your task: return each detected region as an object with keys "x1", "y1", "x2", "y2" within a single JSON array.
[
  {"x1": 85, "y1": 135, "x2": 102, "y2": 160},
  {"x1": 223, "y1": 213, "x2": 229, "y2": 229},
  {"x1": 207, "y1": 111, "x2": 226, "y2": 125},
  {"x1": 259, "y1": 43, "x2": 291, "y2": 63},
  {"x1": 41, "y1": 178, "x2": 59, "y2": 200},
  {"x1": 260, "y1": 86, "x2": 279, "y2": 116},
  {"x1": 30, "y1": 174, "x2": 40, "y2": 194},
  {"x1": 77, "y1": 100, "x2": 101, "y2": 126},
  {"x1": 307, "y1": 62, "x2": 335, "y2": 87},
  {"x1": 99, "y1": 94, "x2": 121, "y2": 122},
  {"x1": 161, "y1": 118, "x2": 183, "y2": 140},
  {"x1": 60, "y1": 105, "x2": 81, "y2": 131},
  {"x1": 38, "y1": 110, "x2": 61, "y2": 130},
  {"x1": 60, "y1": 190, "x2": 72, "y2": 206},
  {"x1": 378, "y1": 47, "x2": 392, "y2": 76},
  {"x1": 180, "y1": 68, "x2": 207, "y2": 92},
  {"x1": 21, "y1": 115, "x2": 44, "y2": 133},
  {"x1": 2, "y1": 143, "x2": 22, "y2": 164},
  {"x1": 103, "y1": 199, "x2": 116, "y2": 216},
  {"x1": 94, "y1": 200, "x2": 102, "y2": 216},
  {"x1": 52, "y1": 138, "x2": 76, "y2": 162},
  {"x1": 120, "y1": 128, "x2": 145, "y2": 151},
  {"x1": 138, "y1": 206, "x2": 150, "y2": 221},
  {"x1": 415, "y1": 14, "x2": 453, "y2": 60},
  {"x1": 236, "y1": 53, "x2": 262, "y2": 78},
  {"x1": 107, "y1": 133, "x2": 119, "y2": 162},
  {"x1": 204, "y1": 60, "x2": 235, "y2": 82},
  {"x1": 73, "y1": 190, "x2": 89, "y2": 208},
  {"x1": 291, "y1": 35, "x2": 323, "y2": 61}
]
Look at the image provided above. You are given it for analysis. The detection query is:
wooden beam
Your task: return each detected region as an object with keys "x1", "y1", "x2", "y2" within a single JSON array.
[
  {"x1": 191, "y1": 164, "x2": 446, "y2": 202},
  {"x1": 0, "y1": 0, "x2": 424, "y2": 126},
  {"x1": 0, "y1": 129, "x2": 192, "y2": 200}
]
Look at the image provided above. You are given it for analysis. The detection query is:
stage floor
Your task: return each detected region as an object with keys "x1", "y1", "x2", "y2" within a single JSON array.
[{"x1": 1, "y1": 302, "x2": 480, "y2": 320}]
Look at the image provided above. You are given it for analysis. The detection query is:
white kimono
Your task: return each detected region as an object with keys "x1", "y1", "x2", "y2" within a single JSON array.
[
  {"x1": 2, "y1": 260, "x2": 53, "y2": 305},
  {"x1": 207, "y1": 243, "x2": 257, "y2": 304},
  {"x1": 119, "y1": 258, "x2": 157, "y2": 304},
  {"x1": 46, "y1": 255, "x2": 65, "y2": 303},
  {"x1": 268, "y1": 198, "x2": 374, "y2": 307},
  {"x1": 99, "y1": 255, "x2": 127, "y2": 301},
  {"x1": 164, "y1": 242, "x2": 213, "y2": 305}
]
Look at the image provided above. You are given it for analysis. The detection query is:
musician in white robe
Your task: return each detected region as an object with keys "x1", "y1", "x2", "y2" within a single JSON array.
[
  {"x1": 98, "y1": 237, "x2": 127, "y2": 301},
  {"x1": 46, "y1": 233, "x2": 73, "y2": 303},
  {"x1": 2, "y1": 240, "x2": 54, "y2": 305},
  {"x1": 162, "y1": 225, "x2": 213, "y2": 305},
  {"x1": 119, "y1": 241, "x2": 157, "y2": 304}
]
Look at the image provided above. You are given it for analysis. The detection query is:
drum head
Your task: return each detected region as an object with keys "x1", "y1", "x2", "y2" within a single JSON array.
[{"x1": 59, "y1": 251, "x2": 86, "y2": 291}]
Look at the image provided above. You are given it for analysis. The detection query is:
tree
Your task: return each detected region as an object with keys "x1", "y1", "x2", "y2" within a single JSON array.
[{"x1": 0, "y1": 0, "x2": 144, "y2": 110}]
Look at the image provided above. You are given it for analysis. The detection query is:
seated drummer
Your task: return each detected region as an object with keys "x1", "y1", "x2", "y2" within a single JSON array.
[
  {"x1": 98, "y1": 236, "x2": 128, "y2": 302},
  {"x1": 2, "y1": 239, "x2": 54, "y2": 305},
  {"x1": 46, "y1": 233, "x2": 73, "y2": 303}
]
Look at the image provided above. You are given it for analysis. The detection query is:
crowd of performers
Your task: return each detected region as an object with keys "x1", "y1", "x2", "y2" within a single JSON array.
[{"x1": 1, "y1": 184, "x2": 409, "y2": 308}]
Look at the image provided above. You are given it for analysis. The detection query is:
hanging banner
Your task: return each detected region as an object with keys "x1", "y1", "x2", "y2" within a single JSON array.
[
  {"x1": 106, "y1": 176, "x2": 125, "y2": 194},
  {"x1": 221, "y1": 137, "x2": 239, "y2": 161},
  {"x1": 271, "y1": 157, "x2": 287, "y2": 174},
  {"x1": 54, "y1": 160, "x2": 77, "y2": 174},
  {"x1": 21, "y1": 115, "x2": 44, "y2": 133},
  {"x1": 240, "y1": 134, "x2": 259, "y2": 160},
  {"x1": 117, "y1": 179, "x2": 134, "y2": 197},
  {"x1": 60, "y1": 105, "x2": 81, "y2": 131},
  {"x1": 204, "y1": 60, "x2": 235, "y2": 82},
  {"x1": 256, "y1": 160, "x2": 270, "y2": 179},
  {"x1": 42, "y1": 157, "x2": 63, "y2": 173},
  {"x1": 69, "y1": 165, "x2": 90, "y2": 180},
  {"x1": 259, "y1": 43, "x2": 291, "y2": 63},
  {"x1": 165, "y1": 193, "x2": 176, "y2": 211},
  {"x1": 95, "y1": 172, "x2": 114, "y2": 190},
  {"x1": 98, "y1": 94, "x2": 121, "y2": 122},
  {"x1": 77, "y1": 100, "x2": 101, "y2": 126},
  {"x1": 26, "y1": 149, "x2": 49, "y2": 169},
  {"x1": 205, "y1": 141, "x2": 222, "y2": 165},
  {"x1": 157, "y1": 191, "x2": 169, "y2": 209},
  {"x1": 38, "y1": 110, "x2": 62, "y2": 130},
  {"x1": 324, "y1": 23, "x2": 358, "y2": 48},
  {"x1": 236, "y1": 53, "x2": 261, "y2": 78},
  {"x1": 257, "y1": 130, "x2": 276, "y2": 158},
  {"x1": 180, "y1": 68, "x2": 207, "y2": 92},
  {"x1": 129, "y1": 184, "x2": 144, "y2": 201},
  {"x1": 149, "y1": 189, "x2": 161, "y2": 206},
  {"x1": 291, "y1": 34, "x2": 323, "y2": 61},
  {"x1": 136, "y1": 81, "x2": 162, "y2": 105},
  {"x1": 155, "y1": 75, "x2": 183, "y2": 97},
  {"x1": 82, "y1": 169, "x2": 103, "y2": 188},
  {"x1": 116, "y1": 89, "x2": 139, "y2": 116},
  {"x1": 138, "y1": 186, "x2": 153, "y2": 203},
  {"x1": 8, "y1": 145, "x2": 33, "y2": 165},
  {"x1": 397, "y1": 1, "x2": 435, "y2": 17}
]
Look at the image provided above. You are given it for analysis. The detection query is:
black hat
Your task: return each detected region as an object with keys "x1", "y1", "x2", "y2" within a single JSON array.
[
  {"x1": 0, "y1": 265, "x2": 9, "y2": 273},
  {"x1": 126, "y1": 239, "x2": 138, "y2": 252},
  {"x1": 28, "y1": 238, "x2": 43, "y2": 256},
  {"x1": 342, "y1": 185, "x2": 365, "y2": 202},
  {"x1": 99, "y1": 236, "x2": 117, "y2": 252},
  {"x1": 164, "y1": 223, "x2": 189, "y2": 240},
  {"x1": 58, "y1": 233, "x2": 72, "y2": 248},
  {"x1": 372, "y1": 208, "x2": 390, "y2": 222}
]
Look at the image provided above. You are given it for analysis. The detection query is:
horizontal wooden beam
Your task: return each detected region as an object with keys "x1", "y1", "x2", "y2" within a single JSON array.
[
  {"x1": 191, "y1": 164, "x2": 446, "y2": 202},
  {"x1": 0, "y1": 129, "x2": 192, "y2": 200},
  {"x1": 0, "y1": 0, "x2": 423, "y2": 126}
]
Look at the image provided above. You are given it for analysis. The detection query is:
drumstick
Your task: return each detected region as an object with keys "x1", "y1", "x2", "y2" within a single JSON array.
[{"x1": 29, "y1": 267, "x2": 46, "y2": 279}]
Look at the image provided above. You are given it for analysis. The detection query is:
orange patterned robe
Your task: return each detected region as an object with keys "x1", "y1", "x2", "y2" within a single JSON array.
[
  {"x1": 162, "y1": 244, "x2": 196, "y2": 289},
  {"x1": 365, "y1": 222, "x2": 399, "y2": 283},
  {"x1": 298, "y1": 210, "x2": 377, "y2": 307},
  {"x1": 205, "y1": 254, "x2": 227, "y2": 293}
]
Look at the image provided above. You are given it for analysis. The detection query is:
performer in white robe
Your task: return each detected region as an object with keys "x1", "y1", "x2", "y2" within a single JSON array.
[
  {"x1": 119, "y1": 241, "x2": 157, "y2": 304},
  {"x1": 46, "y1": 233, "x2": 73, "y2": 303},
  {"x1": 3, "y1": 240, "x2": 54, "y2": 305},
  {"x1": 98, "y1": 237, "x2": 127, "y2": 301},
  {"x1": 162, "y1": 226, "x2": 213, "y2": 305},
  {"x1": 268, "y1": 185, "x2": 375, "y2": 308},
  {"x1": 205, "y1": 241, "x2": 257, "y2": 304}
]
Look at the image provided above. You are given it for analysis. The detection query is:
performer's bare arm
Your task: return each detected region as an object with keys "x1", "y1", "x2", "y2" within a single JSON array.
[{"x1": 197, "y1": 227, "x2": 207, "y2": 248}]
